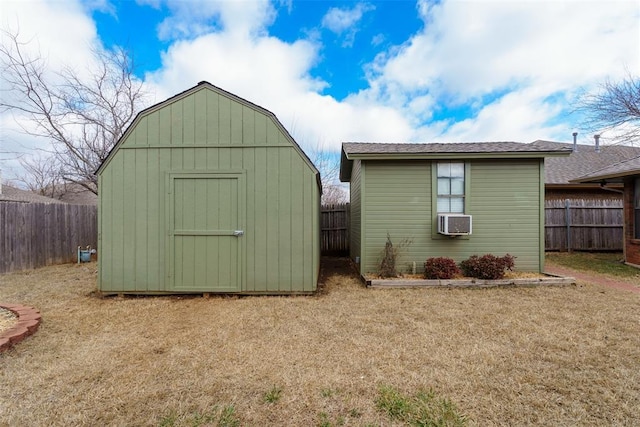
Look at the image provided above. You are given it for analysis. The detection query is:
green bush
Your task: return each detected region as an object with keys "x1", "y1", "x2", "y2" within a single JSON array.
[
  {"x1": 459, "y1": 254, "x2": 515, "y2": 280},
  {"x1": 424, "y1": 257, "x2": 461, "y2": 279}
]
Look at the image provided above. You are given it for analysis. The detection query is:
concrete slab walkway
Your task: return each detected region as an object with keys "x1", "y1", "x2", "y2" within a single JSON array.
[{"x1": 545, "y1": 262, "x2": 640, "y2": 294}]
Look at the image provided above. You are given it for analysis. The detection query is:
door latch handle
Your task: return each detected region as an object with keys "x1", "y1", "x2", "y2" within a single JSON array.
[{"x1": 233, "y1": 230, "x2": 244, "y2": 236}]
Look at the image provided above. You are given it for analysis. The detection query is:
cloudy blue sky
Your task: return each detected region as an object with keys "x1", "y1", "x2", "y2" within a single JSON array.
[{"x1": 1, "y1": 0, "x2": 639, "y2": 182}]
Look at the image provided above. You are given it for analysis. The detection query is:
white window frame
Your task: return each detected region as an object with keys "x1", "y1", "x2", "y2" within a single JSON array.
[{"x1": 436, "y1": 161, "x2": 465, "y2": 213}]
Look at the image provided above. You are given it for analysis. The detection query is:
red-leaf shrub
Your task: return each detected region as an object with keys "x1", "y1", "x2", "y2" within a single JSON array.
[
  {"x1": 424, "y1": 257, "x2": 461, "y2": 279},
  {"x1": 459, "y1": 254, "x2": 516, "y2": 280}
]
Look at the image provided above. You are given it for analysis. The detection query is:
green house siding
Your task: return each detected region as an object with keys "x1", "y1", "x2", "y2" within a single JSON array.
[
  {"x1": 349, "y1": 159, "x2": 362, "y2": 262},
  {"x1": 467, "y1": 160, "x2": 542, "y2": 272},
  {"x1": 360, "y1": 160, "x2": 431, "y2": 275},
  {"x1": 359, "y1": 159, "x2": 543, "y2": 275},
  {"x1": 98, "y1": 85, "x2": 320, "y2": 294}
]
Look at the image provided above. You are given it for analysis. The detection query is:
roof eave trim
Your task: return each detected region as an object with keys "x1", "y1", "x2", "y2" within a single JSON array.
[
  {"x1": 546, "y1": 183, "x2": 623, "y2": 189},
  {"x1": 343, "y1": 151, "x2": 569, "y2": 161},
  {"x1": 571, "y1": 169, "x2": 640, "y2": 184}
]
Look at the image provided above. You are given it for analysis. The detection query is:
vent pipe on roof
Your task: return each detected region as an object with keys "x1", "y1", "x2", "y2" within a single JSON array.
[
  {"x1": 594, "y1": 134, "x2": 601, "y2": 153},
  {"x1": 572, "y1": 132, "x2": 578, "y2": 152}
]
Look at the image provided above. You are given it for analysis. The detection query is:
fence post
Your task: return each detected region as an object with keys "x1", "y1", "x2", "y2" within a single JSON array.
[{"x1": 565, "y1": 199, "x2": 572, "y2": 252}]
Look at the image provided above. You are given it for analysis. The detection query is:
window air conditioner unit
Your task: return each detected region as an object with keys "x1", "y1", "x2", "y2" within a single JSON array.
[{"x1": 438, "y1": 214, "x2": 472, "y2": 236}]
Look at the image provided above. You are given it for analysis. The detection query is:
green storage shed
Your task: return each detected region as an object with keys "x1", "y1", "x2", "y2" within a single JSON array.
[
  {"x1": 339, "y1": 142, "x2": 571, "y2": 276},
  {"x1": 97, "y1": 82, "x2": 321, "y2": 294}
]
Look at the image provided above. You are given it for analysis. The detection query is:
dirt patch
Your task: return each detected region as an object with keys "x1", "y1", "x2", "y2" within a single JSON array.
[
  {"x1": 0, "y1": 259, "x2": 638, "y2": 426},
  {"x1": 0, "y1": 308, "x2": 17, "y2": 333}
]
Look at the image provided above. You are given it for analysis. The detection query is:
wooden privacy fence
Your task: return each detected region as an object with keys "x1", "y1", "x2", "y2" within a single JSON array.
[
  {"x1": 0, "y1": 202, "x2": 98, "y2": 273},
  {"x1": 321, "y1": 203, "x2": 350, "y2": 254},
  {"x1": 545, "y1": 199, "x2": 623, "y2": 251}
]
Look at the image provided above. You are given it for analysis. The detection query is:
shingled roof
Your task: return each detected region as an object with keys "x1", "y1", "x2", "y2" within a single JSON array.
[
  {"x1": 342, "y1": 141, "x2": 568, "y2": 155},
  {"x1": 531, "y1": 140, "x2": 640, "y2": 186},
  {"x1": 571, "y1": 155, "x2": 640, "y2": 183},
  {"x1": 46, "y1": 182, "x2": 98, "y2": 205},
  {"x1": 0, "y1": 185, "x2": 66, "y2": 204},
  {"x1": 340, "y1": 141, "x2": 571, "y2": 182}
]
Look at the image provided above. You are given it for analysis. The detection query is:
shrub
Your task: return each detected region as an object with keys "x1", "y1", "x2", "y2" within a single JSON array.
[
  {"x1": 378, "y1": 234, "x2": 413, "y2": 278},
  {"x1": 379, "y1": 235, "x2": 398, "y2": 278},
  {"x1": 459, "y1": 254, "x2": 516, "y2": 280},
  {"x1": 424, "y1": 257, "x2": 461, "y2": 279}
]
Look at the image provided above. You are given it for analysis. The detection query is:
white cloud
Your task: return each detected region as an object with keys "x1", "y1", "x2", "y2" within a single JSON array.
[
  {"x1": 155, "y1": 0, "x2": 276, "y2": 40},
  {"x1": 3, "y1": 0, "x2": 638, "y2": 184},
  {"x1": 144, "y1": 29, "x2": 415, "y2": 149},
  {"x1": 437, "y1": 87, "x2": 566, "y2": 142},
  {"x1": 0, "y1": 0, "x2": 102, "y2": 180},
  {"x1": 321, "y1": 3, "x2": 375, "y2": 47},
  {"x1": 136, "y1": 0, "x2": 161, "y2": 8},
  {"x1": 362, "y1": 0, "x2": 639, "y2": 142},
  {"x1": 1, "y1": 0, "x2": 99, "y2": 70}
]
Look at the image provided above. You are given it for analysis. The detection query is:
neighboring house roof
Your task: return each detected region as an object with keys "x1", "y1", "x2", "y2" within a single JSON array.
[
  {"x1": 340, "y1": 141, "x2": 571, "y2": 181},
  {"x1": 571, "y1": 155, "x2": 640, "y2": 184},
  {"x1": 49, "y1": 183, "x2": 98, "y2": 205},
  {"x1": 0, "y1": 185, "x2": 66, "y2": 204},
  {"x1": 532, "y1": 140, "x2": 640, "y2": 187}
]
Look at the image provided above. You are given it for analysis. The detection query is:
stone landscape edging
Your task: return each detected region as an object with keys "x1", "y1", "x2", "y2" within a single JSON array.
[
  {"x1": 0, "y1": 304, "x2": 41, "y2": 352},
  {"x1": 366, "y1": 274, "x2": 576, "y2": 288}
]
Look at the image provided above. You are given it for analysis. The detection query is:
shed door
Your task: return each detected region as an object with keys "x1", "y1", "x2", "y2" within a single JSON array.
[{"x1": 170, "y1": 175, "x2": 243, "y2": 292}]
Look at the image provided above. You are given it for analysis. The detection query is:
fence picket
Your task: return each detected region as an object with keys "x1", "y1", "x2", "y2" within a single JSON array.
[
  {"x1": 0, "y1": 202, "x2": 97, "y2": 273},
  {"x1": 321, "y1": 203, "x2": 350, "y2": 254},
  {"x1": 544, "y1": 199, "x2": 623, "y2": 251},
  {"x1": 0, "y1": 199, "x2": 624, "y2": 274}
]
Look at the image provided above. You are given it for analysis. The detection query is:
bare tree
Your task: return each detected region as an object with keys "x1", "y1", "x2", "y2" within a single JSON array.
[
  {"x1": 577, "y1": 72, "x2": 640, "y2": 145},
  {"x1": 16, "y1": 152, "x2": 64, "y2": 198},
  {"x1": 0, "y1": 29, "x2": 146, "y2": 194},
  {"x1": 310, "y1": 143, "x2": 349, "y2": 205}
]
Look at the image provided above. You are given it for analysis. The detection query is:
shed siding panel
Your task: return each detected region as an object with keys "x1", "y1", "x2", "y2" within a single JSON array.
[
  {"x1": 133, "y1": 149, "x2": 148, "y2": 290},
  {"x1": 230, "y1": 102, "x2": 243, "y2": 145},
  {"x1": 158, "y1": 106, "x2": 171, "y2": 145},
  {"x1": 361, "y1": 159, "x2": 542, "y2": 275},
  {"x1": 194, "y1": 90, "x2": 207, "y2": 143},
  {"x1": 107, "y1": 153, "x2": 125, "y2": 291},
  {"x1": 244, "y1": 147, "x2": 256, "y2": 289},
  {"x1": 100, "y1": 146, "x2": 318, "y2": 293},
  {"x1": 252, "y1": 147, "x2": 268, "y2": 291},
  {"x1": 99, "y1": 86, "x2": 319, "y2": 294},
  {"x1": 170, "y1": 100, "x2": 184, "y2": 146},
  {"x1": 290, "y1": 154, "x2": 305, "y2": 288},
  {"x1": 218, "y1": 96, "x2": 232, "y2": 144},
  {"x1": 145, "y1": 148, "x2": 161, "y2": 290},
  {"x1": 206, "y1": 90, "x2": 220, "y2": 145},
  {"x1": 147, "y1": 110, "x2": 159, "y2": 145},
  {"x1": 278, "y1": 148, "x2": 292, "y2": 291},
  {"x1": 183, "y1": 93, "x2": 195, "y2": 145},
  {"x1": 99, "y1": 172, "x2": 114, "y2": 289},
  {"x1": 266, "y1": 148, "x2": 280, "y2": 291}
]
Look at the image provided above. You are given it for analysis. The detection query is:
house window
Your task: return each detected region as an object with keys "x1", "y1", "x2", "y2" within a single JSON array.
[
  {"x1": 635, "y1": 178, "x2": 640, "y2": 239},
  {"x1": 437, "y1": 161, "x2": 465, "y2": 213}
]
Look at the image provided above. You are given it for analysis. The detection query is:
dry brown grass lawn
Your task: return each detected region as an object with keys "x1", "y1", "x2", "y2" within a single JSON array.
[{"x1": 1, "y1": 259, "x2": 639, "y2": 426}]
